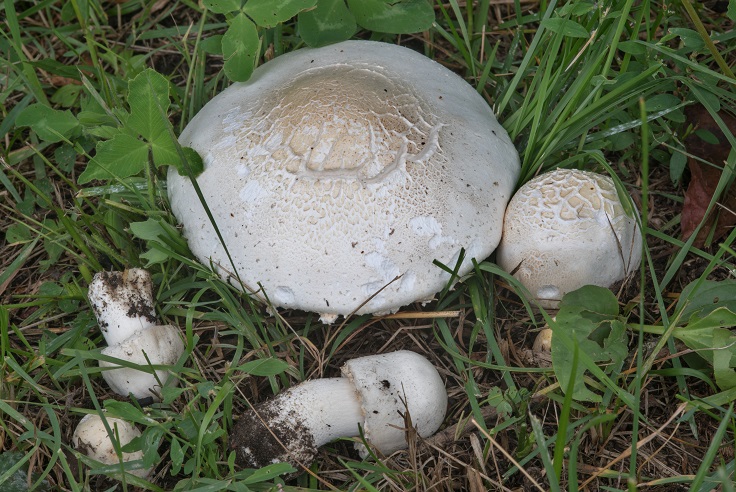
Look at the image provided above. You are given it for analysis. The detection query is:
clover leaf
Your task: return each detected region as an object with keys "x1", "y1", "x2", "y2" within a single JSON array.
[{"x1": 78, "y1": 69, "x2": 202, "y2": 184}]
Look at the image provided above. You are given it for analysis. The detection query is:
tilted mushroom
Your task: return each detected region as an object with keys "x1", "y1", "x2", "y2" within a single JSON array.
[
  {"x1": 229, "y1": 350, "x2": 447, "y2": 470},
  {"x1": 497, "y1": 168, "x2": 642, "y2": 308},
  {"x1": 167, "y1": 40, "x2": 520, "y2": 322},
  {"x1": 88, "y1": 269, "x2": 184, "y2": 401},
  {"x1": 73, "y1": 413, "x2": 151, "y2": 478}
]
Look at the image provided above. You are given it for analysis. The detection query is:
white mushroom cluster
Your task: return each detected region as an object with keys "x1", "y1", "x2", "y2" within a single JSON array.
[
  {"x1": 75, "y1": 269, "x2": 184, "y2": 480},
  {"x1": 498, "y1": 168, "x2": 642, "y2": 308},
  {"x1": 168, "y1": 40, "x2": 520, "y2": 322},
  {"x1": 229, "y1": 351, "x2": 447, "y2": 470}
]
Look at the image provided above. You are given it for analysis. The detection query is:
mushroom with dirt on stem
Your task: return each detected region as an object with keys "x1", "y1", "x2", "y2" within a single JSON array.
[
  {"x1": 88, "y1": 268, "x2": 185, "y2": 402},
  {"x1": 229, "y1": 350, "x2": 447, "y2": 471},
  {"x1": 497, "y1": 168, "x2": 642, "y2": 309}
]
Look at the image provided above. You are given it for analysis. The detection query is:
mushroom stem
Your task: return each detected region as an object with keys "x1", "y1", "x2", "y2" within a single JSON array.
[
  {"x1": 231, "y1": 378, "x2": 363, "y2": 469},
  {"x1": 88, "y1": 269, "x2": 157, "y2": 346}
]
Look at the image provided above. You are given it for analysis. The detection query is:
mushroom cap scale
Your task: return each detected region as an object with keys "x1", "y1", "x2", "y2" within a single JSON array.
[
  {"x1": 100, "y1": 324, "x2": 184, "y2": 401},
  {"x1": 168, "y1": 40, "x2": 520, "y2": 318},
  {"x1": 497, "y1": 168, "x2": 642, "y2": 308}
]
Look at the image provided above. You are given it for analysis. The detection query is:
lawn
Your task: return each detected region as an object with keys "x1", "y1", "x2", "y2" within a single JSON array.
[{"x1": 1, "y1": 0, "x2": 736, "y2": 490}]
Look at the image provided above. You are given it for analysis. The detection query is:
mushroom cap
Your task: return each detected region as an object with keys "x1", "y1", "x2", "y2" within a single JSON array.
[
  {"x1": 497, "y1": 168, "x2": 642, "y2": 308},
  {"x1": 533, "y1": 328, "x2": 553, "y2": 353},
  {"x1": 341, "y1": 350, "x2": 447, "y2": 457},
  {"x1": 72, "y1": 414, "x2": 151, "y2": 478},
  {"x1": 168, "y1": 40, "x2": 519, "y2": 319},
  {"x1": 100, "y1": 324, "x2": 184, "y2": 401},
  {"x1": 88, "y1": 269, "x2": 157, "y2": 346}
]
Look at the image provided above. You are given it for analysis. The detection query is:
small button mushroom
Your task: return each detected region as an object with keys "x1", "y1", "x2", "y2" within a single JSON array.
[
  {"x1": 167, "y1": 40, "x2": 520, "y2": 321},
  {"x1": 497, "y1": 169, "x2": 642, "y2": 308},
  {"x1": 73, "y1": 414, "x2": 151, "y2": 478},
  {"x1": 229, "y1": 350, "x2": 447, "y2": 471},
  {"x1": 88, "y1": 269, "x2": 184, "y2": 401}
]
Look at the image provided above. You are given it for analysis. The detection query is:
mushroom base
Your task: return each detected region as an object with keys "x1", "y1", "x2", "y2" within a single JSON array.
[{"x1": 230, "y1": 378, "x2": 363, "y2": 470}]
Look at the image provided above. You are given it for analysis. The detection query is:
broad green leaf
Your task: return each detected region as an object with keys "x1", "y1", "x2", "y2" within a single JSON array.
[
  {"x1": 222, "y1": 13, "x2": 260, "y2": 82},
  {"x1": 169, "y1": 438, "x2": 185, "y2": 475},
  {"x1": 712, "y1": 328, "x2": 736, "y2": 390},
  {"x1": 234, "y1": 357, "x2": 290, "y2": 376},
  {"x1": 244, "y1": 0, "x2": 317, "y2": 28},
  {"x1": 140, "y1": 248, "x2": 169, "y2": 266},
  {"x1": 130, "y1": 218, "x2": 168, "y2": 242},
  {"x1": 540, "y1": 18, "x2": 590, "y2": 39},
  {"x1": 669, "y1": 27, "x2": 705, "y2": 51},
  {"x1": 669, "y1": 148, "x2": 687, "y2": 184},
  {"x1": 175, "y1": 147, "x2": 205, "y2": 176},
  {"x1": 5, "y1": 223, "x2": 31, "y2": 244},
  {"x1": 674, "y1": 308, "x2": 736, "y2": 360},
  {"x1": 200, "y1": 35, "x2": 224, "y2": 55},
  {"x1": 560, "y1": 285, "x2": 619, "y2": 317},
  {"x1": 16, "y1": 103, "x2": 79, "y2": 143},
  {"x1": 645, "y1": 93, "x2": 681, "y2": 112},
  {"x1": 551, "y1": 286, "x2": 628, "y2": 402},
  {"x1": 299, "y1": 0, "x2": 357, "y2": 46},
  {"x1": 203, "y1": 0, "x2": 243, "y2": 14},
  {"x1": 150, "y1": 135, "x2": 180, "y2": 168},
  {"x1": 50, "y1": 84, "x2": 83, "y2": 107},
  {"x1": 127, "y1": 69, "x2": 171, "y2": 141},
  {"x1": 78, "y1": 133, "x2": 148, "y2": 184},
  {"x1": 346, "y1": 0, "x2": 434, "y2": 34},
  {"x1": 677, "y1": 279, "x2": 736, "y2": 321}
]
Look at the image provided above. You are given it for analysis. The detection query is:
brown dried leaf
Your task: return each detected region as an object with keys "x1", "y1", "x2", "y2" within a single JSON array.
[{"x1": 681, "y1": 104, "x2": 736, "y2": 247}]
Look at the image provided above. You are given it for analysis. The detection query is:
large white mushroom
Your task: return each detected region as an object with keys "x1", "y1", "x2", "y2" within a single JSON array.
[
  {"x1": 72, "y1": 413, "x2": 151, "y2": 478},
  {"x1": 229, "y1": 350, "x2": 447, "y2": 470},
  {"x1": 497, "y1": 168, "x2": 642, "y2": 308},
  {"x1": 88, "y1": 269, "x2": 184, "y2": 401},
  {"x1": 168, "y1": 40, "x2": 519, "y2": 322}
]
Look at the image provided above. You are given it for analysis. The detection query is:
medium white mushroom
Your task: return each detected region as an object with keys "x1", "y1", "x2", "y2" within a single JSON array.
[
  {"x1": 168, "y1": 40, "x2": 520, "y2": 322},
  {"x1": 229, "y1": 350, "x2": 447, "y2": 470},
  {"x1": 88, "y1": 269, "x2": 184, "y2": 401},
  {"x1": 72, "y1": 414, "x2": 151, "y2": 478},
  {"x1": 497, "y1": 168, "x2": 642, "y2": 308}
]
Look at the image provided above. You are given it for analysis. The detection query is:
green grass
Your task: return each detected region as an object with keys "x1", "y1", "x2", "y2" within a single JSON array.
[{"x1": 2, "y1": 0, "x2": 736, "y2": 490}]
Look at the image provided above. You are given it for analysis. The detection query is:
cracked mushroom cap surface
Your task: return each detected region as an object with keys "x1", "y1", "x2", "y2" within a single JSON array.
[
  {"x1": 168, "y1": 40, "x2": 519, "y2": 319},
  {"x1": 497, "y1": 168, "x2": 642, "y2": 308}
]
